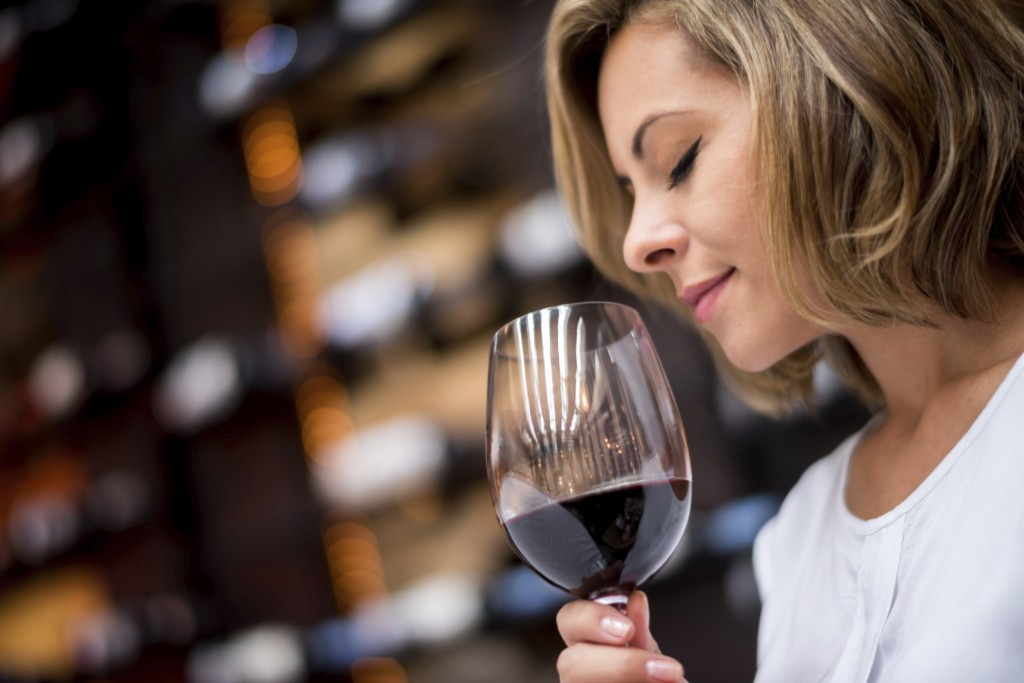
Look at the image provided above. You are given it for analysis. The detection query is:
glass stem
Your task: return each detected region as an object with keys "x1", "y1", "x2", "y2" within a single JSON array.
[{"x1": 591, "y1": 589, "x2": 629, "y2": 614}]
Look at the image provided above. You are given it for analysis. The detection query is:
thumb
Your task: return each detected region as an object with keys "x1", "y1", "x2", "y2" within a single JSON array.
[{"x1": 627, "y1": 591, "x2": 660, "y2": 653}]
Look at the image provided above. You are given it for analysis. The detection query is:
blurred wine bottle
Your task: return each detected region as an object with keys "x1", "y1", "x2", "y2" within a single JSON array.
[{"x1": 153, "y1": 329, "x2": 297, "y2": 435}]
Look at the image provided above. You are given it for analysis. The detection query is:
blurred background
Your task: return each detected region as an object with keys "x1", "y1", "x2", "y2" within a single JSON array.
[{"x1": 0, "y1": 0, "x2": 875, "y2": 681}]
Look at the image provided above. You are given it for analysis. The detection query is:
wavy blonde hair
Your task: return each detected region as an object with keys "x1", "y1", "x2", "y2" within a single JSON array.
[{"x1": 546, "y1": 0, "x2": 1024, "y2": 414}]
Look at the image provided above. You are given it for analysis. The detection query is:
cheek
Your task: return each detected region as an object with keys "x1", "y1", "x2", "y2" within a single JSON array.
[
  {"x1": 712, "y1": 216, "x2": 765, "y2": 273},
  {"x1": 711, "y1": 151, "x2": 761, "y2": 248},
  {"x1": 693, "y1": 177, "x2": 761, "y2": 258}
]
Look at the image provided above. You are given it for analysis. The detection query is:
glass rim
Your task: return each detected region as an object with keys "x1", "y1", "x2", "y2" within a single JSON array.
[{"x1": 490, "y1": 300, "x2": 643, "y2": 346}]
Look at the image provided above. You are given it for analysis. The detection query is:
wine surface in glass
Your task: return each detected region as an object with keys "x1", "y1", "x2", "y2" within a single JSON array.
[{"x1": 501, "y1": 476, "x2": 691, "y2": 600}]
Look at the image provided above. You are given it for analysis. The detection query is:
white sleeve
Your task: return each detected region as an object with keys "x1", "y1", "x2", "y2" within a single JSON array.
[{"x1": 752, "y1": 512, "x2": 779, "y2": 605}]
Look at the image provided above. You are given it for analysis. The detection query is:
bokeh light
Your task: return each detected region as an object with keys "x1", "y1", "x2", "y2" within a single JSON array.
[{"x1": 242, "y1": 106, "x2": 304, "y2": 206}]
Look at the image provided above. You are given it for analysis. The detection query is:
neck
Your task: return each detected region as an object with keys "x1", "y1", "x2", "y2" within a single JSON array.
[{"x1": 840, "y1": 274, "x2": 1024, "y2": 422}]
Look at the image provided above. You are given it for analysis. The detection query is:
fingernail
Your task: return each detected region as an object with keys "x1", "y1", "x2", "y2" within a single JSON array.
[
  {"x1": 645, "y1": 658, "x2": 683, "y2": 682},
  {"x1": 600, "y1": 615, "x2": 631, "y2": 638}
]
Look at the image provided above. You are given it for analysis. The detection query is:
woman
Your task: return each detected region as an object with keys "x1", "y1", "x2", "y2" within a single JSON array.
[{"x1": 544, "y1": 0, "x2": 1024, "y2": 681}]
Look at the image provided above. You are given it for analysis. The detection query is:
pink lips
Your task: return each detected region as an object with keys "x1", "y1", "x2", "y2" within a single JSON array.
[{"x1": 680, "y1": 269, "x2": 734, "y2": 324}]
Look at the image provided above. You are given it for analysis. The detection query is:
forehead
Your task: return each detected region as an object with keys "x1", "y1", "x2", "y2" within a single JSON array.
[
  {"x1": 597, "y1": 22, "x2": 737, "y2": 143},
  {"x1": 598, "y1": 22, "x2": 697, "y2": 116}
]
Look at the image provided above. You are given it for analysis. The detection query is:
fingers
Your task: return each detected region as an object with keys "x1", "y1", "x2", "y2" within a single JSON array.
[
  {"x1": 556, "y1": 592, "x2": 659, "y2": 651},
  {"x1": 555, "y1": 592, "x2": 685, "y2": 683},
  {"x1": 626, "y1": 591, "x2": 659, "y2": 653},
  {"x1": 557, "y1": 598, "x2": 635, "y2": 647},
  {"x1": 556, "y1": 644, "x2": 686, "y2": 683}
]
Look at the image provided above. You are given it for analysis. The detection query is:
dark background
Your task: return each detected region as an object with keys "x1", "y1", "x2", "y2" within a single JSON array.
[{"x1": 0, "y1": 0, "x2": 876, "y2": 681}]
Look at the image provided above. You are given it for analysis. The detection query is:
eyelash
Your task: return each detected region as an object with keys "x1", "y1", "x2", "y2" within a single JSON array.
[{"x1": 667, "y1": 135, "x2": 702, "y2": 190}]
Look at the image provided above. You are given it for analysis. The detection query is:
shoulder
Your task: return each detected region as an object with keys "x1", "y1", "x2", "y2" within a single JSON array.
[
  {"x1": 967, "y1": 350, "x2": 1024, "y2": 459},
  {"x1": 993, "y1": 350, "x2": 1024, "y2": 414},
  {"x1": 752, "y1": 425, "x2": 866, "y2": 598}
]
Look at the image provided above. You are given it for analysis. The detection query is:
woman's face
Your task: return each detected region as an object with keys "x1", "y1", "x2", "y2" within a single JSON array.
[{"x1": 597, "y1": 21, "x2": 823, "y2": 372}]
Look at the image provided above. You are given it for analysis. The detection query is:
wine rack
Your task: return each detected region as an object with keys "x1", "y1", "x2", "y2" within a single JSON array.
[{"x1": 0, "y1": 0, "x2": 872, "y2": 681}]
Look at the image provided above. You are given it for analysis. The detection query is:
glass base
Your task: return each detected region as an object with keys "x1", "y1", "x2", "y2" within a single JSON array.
[{"x1": 590, "y1": 589, "x2": 630, "y2": 614}]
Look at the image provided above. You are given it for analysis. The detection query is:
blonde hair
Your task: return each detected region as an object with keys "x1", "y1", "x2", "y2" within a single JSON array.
[{"x1": 546, "y1": 0, "x2": 1024, "y2": 414}]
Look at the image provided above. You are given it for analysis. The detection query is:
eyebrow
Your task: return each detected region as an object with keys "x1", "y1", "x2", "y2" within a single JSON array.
[{"x1": 631, "y1": 110, "x2": 692, "y2": 159}]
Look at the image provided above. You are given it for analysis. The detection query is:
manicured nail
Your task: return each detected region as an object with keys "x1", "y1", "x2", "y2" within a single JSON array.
[
  {"x1": 600, "y1": 615, "x2": 631, "y2": 638},
  {"x1": 645, "y1": 658, "x2": 684, "y2": 682}
]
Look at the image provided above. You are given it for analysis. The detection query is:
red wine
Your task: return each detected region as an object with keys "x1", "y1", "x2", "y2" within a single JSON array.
[{"x1": 501, "y1": 478, "x2": 691, "y2": 599}]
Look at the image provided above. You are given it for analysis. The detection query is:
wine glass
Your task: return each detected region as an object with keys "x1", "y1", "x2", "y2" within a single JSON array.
[{"x1": 486, "y1": 301, "x2": 692, "y2": 613}]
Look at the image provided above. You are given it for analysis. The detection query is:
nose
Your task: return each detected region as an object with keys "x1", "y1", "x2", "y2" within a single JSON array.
[{"x1": 622, "y1": 193, "x2": 688, "y2": 275}]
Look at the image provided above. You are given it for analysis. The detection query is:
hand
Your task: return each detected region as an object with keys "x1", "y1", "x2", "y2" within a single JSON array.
[{"x1": 555, "y1": 591, "x2": 687, "y2": 683}]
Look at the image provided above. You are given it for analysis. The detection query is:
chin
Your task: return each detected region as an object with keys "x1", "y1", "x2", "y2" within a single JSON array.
[
  {"x1": 714, "y1": 331, "x2": 813, "y2": 375},
  {"x1": 701, "y1": 298, "x2": 823, "y2": 375},
  {"x1": 724, "y1": 350, "x2": 782, "y2": 375}
]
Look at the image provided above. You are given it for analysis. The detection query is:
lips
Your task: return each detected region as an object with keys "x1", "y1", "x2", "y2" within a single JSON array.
[{"x1": 680, "y1": 268, "x2": 735, "y2": 323}]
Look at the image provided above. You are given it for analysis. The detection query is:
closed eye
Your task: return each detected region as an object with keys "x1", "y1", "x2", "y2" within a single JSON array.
[{"x1": 667, "y1": 135, "x2": 702, "y2": 190}]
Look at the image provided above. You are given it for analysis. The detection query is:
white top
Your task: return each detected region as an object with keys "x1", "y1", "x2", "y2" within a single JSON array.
[{"x1": 753, "y1": 351, "x2": 1024, "y2": 683}]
